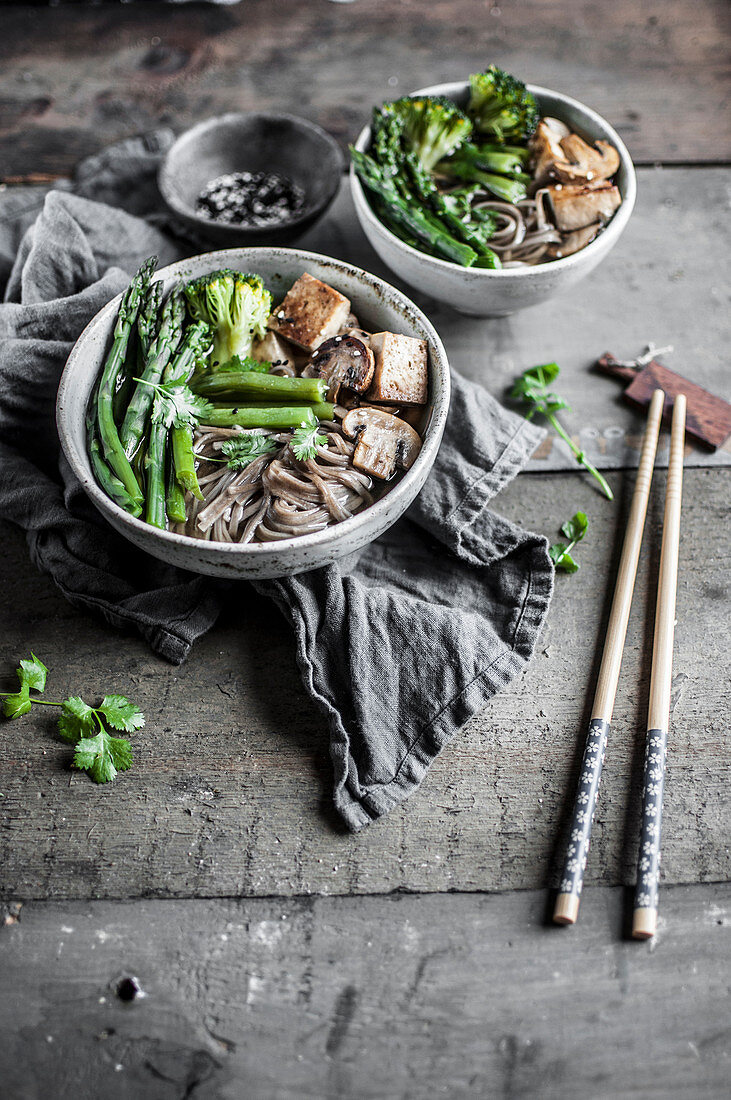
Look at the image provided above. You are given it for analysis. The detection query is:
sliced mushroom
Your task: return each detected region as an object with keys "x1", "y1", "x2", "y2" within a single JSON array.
[
  {"x1": 553, "y1": 133, "x2": 621, "y2": 184},
  {"x1": 546, "y1": 182, "x2": 621, "y2": 231},
  {"x1": 341, "y1": 407, "x2": 422, "y2": 481},
  {"x1": 547, "y1": 223, "x2": 601, "y2": 259},
  {"x1": 531, "y1": 120, "x2": 620, "y2": 186},
  {"x1": 530, "y1": 118, "x2": 570, "y2": 186},
  {"x1": 311, "y1": 335, "x2": 375, "y2": 401}
]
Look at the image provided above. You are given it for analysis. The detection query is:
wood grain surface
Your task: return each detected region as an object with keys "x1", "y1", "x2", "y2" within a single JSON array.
[
  {"x1": 1, "y1": 0, "x2": 730, "y2": 180},
  {"x1": 1, "y1": 468, "x2": 727, "y2": 902},
  {"x1": 1, "y1": 885, "x2": 729, "y2": 1099}
]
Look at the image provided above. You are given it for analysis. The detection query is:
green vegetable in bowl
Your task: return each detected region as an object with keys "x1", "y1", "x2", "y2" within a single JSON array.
[
  {"x1": 467, "y1": 64, "x2": 539, "y2": 143},
  {"x1": 185, "y1": 269, "x2": 272, "y2": 367},
  {"x1": 389, "y1": 94, "x2": 473, "y2": 171}
]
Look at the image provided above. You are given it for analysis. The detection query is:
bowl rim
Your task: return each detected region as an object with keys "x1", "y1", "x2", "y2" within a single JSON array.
[
  {"x1": 350, "y1": 81, "x2": 637, "y2": 279},
  {"x1": 158, "y1": 111, "x2": 344, "y2": 235},
  {"x1": 57, "y1": 246, "x2": 450, "y2": 558}
]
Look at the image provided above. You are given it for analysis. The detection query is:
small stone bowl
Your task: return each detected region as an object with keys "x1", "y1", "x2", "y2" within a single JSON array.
[
  {"x1": 350, "y1": 82, "x2": 637, "y2": 317},
  {"x1": 159, "y1": 112, "x2": 343, "y2": 247},
  {"x1": 56, "y1": 248, "x2": 450, "y2": 581}
]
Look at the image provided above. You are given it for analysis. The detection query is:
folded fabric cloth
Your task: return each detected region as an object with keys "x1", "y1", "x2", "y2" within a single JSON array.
[{"x1": 0, "y1": 134, "x2": 553, "y2": 829}]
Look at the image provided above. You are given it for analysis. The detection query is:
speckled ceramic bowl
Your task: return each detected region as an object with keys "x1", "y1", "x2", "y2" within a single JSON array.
[
  {"x1": 57, "y1": 248, "x2": 450, "y2": 580},
  {"x1": 350, "y1": 82, "x2": 636, "y2": 317},
  {"x1": 159, "y1": 113, "x2": 343, "y2": 248}
]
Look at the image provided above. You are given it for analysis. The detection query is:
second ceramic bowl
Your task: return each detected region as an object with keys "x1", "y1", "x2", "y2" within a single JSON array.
[{"x1": 350, "y1": 82, "x2": 637, "y2": 317}]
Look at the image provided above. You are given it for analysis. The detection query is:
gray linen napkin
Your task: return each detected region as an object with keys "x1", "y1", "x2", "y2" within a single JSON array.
[{"x1": 0, "y1": 134, "x2": 552, "y2": 829}]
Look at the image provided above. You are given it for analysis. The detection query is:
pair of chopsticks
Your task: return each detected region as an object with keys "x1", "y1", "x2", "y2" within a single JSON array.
[{"x1": 553, "y1": 389, "x2": 686, "y2": 938}]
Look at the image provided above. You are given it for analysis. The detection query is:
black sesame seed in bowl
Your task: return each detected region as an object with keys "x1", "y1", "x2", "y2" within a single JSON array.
[
  {"x1": 196, "y1": 171, "x2": 306, "y2": 228},
  {"x1": 158, "y1": 112, "x2": 343, "y2": 248}
]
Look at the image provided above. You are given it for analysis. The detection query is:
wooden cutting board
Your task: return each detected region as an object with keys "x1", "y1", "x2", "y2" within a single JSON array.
[{"x1": 596, "y1": 353, "x2": 731, "y2": 450}]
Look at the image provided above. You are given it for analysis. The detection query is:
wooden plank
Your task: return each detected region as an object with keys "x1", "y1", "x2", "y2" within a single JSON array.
[
  {"x1": 1, "y1": 884, "x2": 729, "y2": 1098},
  {"x1": 0, "y1": 467, "x2": 728, "y2": 901},
  {"x1": 296, "y1": 168, "x2": 731, "y2": 471},
  {"x1": 0, "y1": 0, "x2": 729, "y2": 180}
]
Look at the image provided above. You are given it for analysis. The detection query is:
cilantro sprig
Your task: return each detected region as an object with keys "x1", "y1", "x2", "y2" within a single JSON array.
[
  {"x1": 549, "y1": 511, "x2": 589, "y2": 573},
  {"x1": 134, "y1": 376, "x2": 213, "y2": 430},
  {"x1": 219, "y1": 434, "x2": 278, "y2": 470},
  {"x1": 510, "y1": 363, "x2": 613, "y2": 500},
  {"x1": 291, "y1": 421, "x2": 327, "y2": 462},
  {"x1": 1, "y1": 656, "x2": 144, "y2": 784}
]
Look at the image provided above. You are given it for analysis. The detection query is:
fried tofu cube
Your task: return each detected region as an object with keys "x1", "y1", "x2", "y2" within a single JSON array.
[
  {"x1": 268, "y1": 273, "x2": 351, "y2": 352},
  {"x1": 365, "y1": 332, "x2": 428, "y2": 405}
]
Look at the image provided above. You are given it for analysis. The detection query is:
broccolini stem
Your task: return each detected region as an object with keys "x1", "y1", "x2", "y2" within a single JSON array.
[
  {"x1": 546, "y1": 413, "x2": 614, "y2": 501},
  {"x1": 97, "y1": 258, "x2": 156, "y2": 506},
  {"x1": 203, "y1": 406, "x2": 319, "y2": 430},
  {"x1": 120, "y1": 287, "x2": 185, "y2": 459},
  {"x1": 193, "y1": 372, "x2": 326, "y2": 404},
  {"x1": 172, "y1": 426, "x2": 203, "y2": 501}
]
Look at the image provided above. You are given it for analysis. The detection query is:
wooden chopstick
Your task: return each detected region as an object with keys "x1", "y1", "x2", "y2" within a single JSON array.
[
  {"x1": 632, "y1": 394, "x2": 686, "y2": 939},
  {"x1": 553, "y1": 389, "x2": 666, "y2": 926}
]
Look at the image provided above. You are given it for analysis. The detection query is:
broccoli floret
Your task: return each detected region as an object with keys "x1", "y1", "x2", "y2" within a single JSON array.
[
  {"x1": 390, "y1": 95, "x2": 472, "y2": 170},
  {"x1": 184, "y1": 270, "x2": 272, "y2": 368},
  {"x1": 467, "y1": 65, "x2": 539, "y2": 143}
]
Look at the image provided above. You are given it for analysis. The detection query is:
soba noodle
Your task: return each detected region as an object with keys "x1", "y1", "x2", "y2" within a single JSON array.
[
  {"x1": 174, "y1": 419, "x2": 374, "y2": 544},
  {"x1": 470, "y1": 192, "x2": 563, "y2": 266}
]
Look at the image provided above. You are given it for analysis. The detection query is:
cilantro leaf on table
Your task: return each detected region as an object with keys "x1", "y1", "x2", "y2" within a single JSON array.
[
  {"x1": 549, "y1": 511, "x2": 589, "y2": 573},
  {"x1": 73, "y1": 730, "x2": 133, "y2": 784},
  {"x1": 98, "y1": 694, "x2": 145, "y2": 732},
  {"x1": 2, "y1": 652, "x2": 49, "y2": 718},
  {"x1": 291, "y1": 421, "x2": 328, "y2": 462},
  {"x1": 3, "y1": 685, "x2": 31, "y2": 720},
  {"x1": 57, "y1": 695, "x2": 97, "y2": 742},
  {"x1": 19, "y1": 654, "x2": 48, "y2": 693},
  {"x1": 1, "y1": 655, "x2": 143, "y2": 784},
  {"x1": 510, "y1": 363, "x2": 613, "y2": 500}
]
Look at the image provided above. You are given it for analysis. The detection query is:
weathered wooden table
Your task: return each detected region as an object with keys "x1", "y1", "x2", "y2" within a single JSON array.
[{"x1": 1, "y1": 3, "x2": 729, "y2": 1097}]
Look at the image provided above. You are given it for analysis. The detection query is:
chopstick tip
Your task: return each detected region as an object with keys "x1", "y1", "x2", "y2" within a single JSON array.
[
  {"x1": 632, "y1": 907, "x2": 657, "y2": 940},
  {"x1": 553, "y1": 893, "x2": 580, "y2": 926}
]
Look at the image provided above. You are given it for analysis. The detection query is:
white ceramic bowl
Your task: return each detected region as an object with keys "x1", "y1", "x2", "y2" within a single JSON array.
[
  {"x1": 57, "y1": 248, "x2": 450, "y2": 580},
  {"x1": 350, "y1": 82, "x2": 637, "y2": 317}
]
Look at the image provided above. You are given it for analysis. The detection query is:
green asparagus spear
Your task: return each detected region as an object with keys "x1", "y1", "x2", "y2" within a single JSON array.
[
  {"x1": 137, "y1": 281, "x2": 164, "y2": 359},
  {"x1": 350, "y1": 148, "x2": 477, "y2": 267},
  {"x1": 120, "y1": 287, "x2": 185, "y2": 459},
  {"x1": 86, "y1": 390, "x2": 141, "y2": 516},
  {"x1": 203, "y1": 406, "x2": 320, "y2": 430},
  {"x1": 193, "y1": 372, "x2": 326, "y2": 404},
  {"x1": 96, "y1": 257, "x2": 156, "y2": 507}
]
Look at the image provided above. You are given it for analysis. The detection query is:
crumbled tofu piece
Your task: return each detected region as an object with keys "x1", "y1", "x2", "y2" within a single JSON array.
[
  {"x1": 268, "y1": 273, "x2": 351, "y2": 352},
  {"x1": 365, "y1": 332, "x2": 428, "y2": 406}
]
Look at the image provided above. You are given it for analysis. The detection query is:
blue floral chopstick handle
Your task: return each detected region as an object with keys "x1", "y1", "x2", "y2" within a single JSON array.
[
  {"x1": 553, "y1": 718, "x2": 610, "y2": 924},
  {"x1": 632, "y1": 728, "x2": 668, "y2": 937}
]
